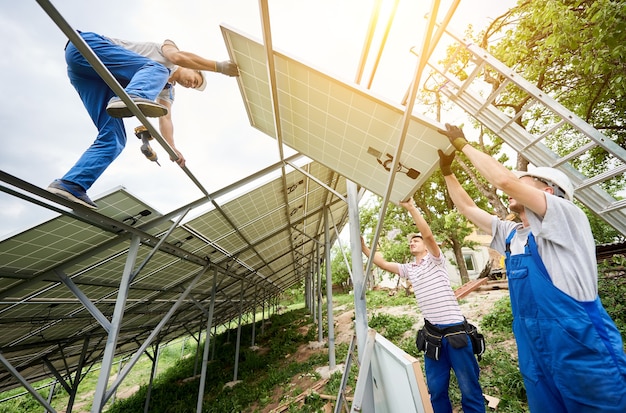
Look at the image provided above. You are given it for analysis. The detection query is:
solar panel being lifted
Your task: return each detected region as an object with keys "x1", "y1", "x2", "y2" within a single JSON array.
[{"x1": 221, "y1": 24, "x2": 451, "y2": 205}]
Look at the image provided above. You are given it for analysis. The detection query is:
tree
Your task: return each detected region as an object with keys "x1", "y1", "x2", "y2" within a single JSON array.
[
  {"x1": 480, "y1": 0, "x2": 625, "y2": 242},
  {"x1": 329, "y1": 244, "x2": 352, "y2": 292}
]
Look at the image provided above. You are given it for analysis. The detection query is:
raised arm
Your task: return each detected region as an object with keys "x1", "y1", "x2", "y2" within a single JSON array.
[
  {"x1": 438, "y1": 149, "x2": 493, "y2": 234},
  {"x1": 161, "y1": 41, "x2": 238, "y2": 76},
  {"x1": 360, "y1": 237, "x2": 400, "y2": 275},
  {"x1": 439, "y1": 124, "x2": 548, "y2": 217},
  {"x1": 399, "y1": 199, "x2": 441, "y2": 258}
]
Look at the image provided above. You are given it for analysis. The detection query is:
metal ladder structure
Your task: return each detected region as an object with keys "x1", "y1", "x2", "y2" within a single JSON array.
[{"x1": 426, "y1": 26, "x2": 626, "y2": 236}]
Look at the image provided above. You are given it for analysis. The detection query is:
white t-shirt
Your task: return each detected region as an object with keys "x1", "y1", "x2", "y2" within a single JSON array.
[
  {"x1": 107, "y1": 37, "x2": 178, "y2": 102},
  {"x1": 398, "y1": 252, "x2": 464, "y2": 325},
  {"x1": 490, "y1": 194, "x2": 598, "y2": 301}
]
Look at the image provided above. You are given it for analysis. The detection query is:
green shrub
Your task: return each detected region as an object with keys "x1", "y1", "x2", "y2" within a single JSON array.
[
  {"x1": 368, "y1": 312, "x2": 416, "y2": 342},
  {"x1": 481, "y1": 297, "x2": 514, "y2": 334}
]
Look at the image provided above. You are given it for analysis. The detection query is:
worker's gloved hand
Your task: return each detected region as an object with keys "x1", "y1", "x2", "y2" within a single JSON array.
[
  {"x1": 438, "y1": 149, "x2": 456, "y2": 176},
  {"x1": 216, "y1": 60, "x2": 239, "y2": 77},
  {"x1": 438, "y1": 123, "x2": 468, "y2": 151}
]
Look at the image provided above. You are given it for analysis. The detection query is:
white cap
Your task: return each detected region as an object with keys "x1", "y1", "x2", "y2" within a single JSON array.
[
  {"x1": 515, "y1": 167, "x2": 574, "y2": 201},
  {"x1": 196, "y1": 71, "x2": 207, "y2": 92}
]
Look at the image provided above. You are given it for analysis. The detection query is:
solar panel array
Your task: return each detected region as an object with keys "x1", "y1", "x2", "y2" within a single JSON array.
[{"x1": 0, "y1": 162, "x2": 349, "y2": 393}]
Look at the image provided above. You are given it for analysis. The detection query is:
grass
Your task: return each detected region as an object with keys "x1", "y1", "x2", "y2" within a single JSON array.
[{"x1": 2, "y1": 282, "x2": 625, "y2": 412}]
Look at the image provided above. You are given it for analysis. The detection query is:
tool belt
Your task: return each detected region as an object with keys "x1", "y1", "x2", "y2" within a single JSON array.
[{"x1": 415, "y1": 318, "x2": 485, "y2": 361}]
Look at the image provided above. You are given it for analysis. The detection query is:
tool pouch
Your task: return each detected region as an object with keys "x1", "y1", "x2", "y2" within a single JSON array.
[
  {"x1": 465, "y1": 322, "x2": 486, "y2": 361},
  {"x1": 416, "y1": 327, "x2": 442, "y2": 361},
  {"x1": 445, "y1": 331, "x2": 469, "y2": 349}
]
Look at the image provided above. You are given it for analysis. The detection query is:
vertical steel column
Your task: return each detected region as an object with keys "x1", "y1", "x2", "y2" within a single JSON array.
[
  {"x1": 193, "y1": 319, "x2": 204, "y2": 376},
  {"x1": 211, "y1": 324, "x2": 217, "y2": 361},
  {"x1": 251, "y1": 283, "x2": 258, "y2": 346},
  {"x1": 233, "y1": 279, "x2": 246, "y2": 381},
  {"x1": 196, "y1": 268, "x2": 218, "y2": 413},
  {"x1": 110, "y1": 359, "x2": 123, "y2": 405},
  {"x1": 347, "y1": 181, "x2": 374, "y2": 412},
  {"x1": 261, "y1": 298, "x2": 266, "y2": 336},
  {"x1": 66, "y1": 336, "x2": 90, "y2": 412},
  {"x1": 308, "y1": 267, "x2": 314, "y2": 316},
  {"x1": 92, "y1": 235, "x2": 141, "y2": 413},
  {"x1": 181, "y1": 337, "x2": 187, "y2": 359},
  {"x1": 317, "y1": 238, "x2": 323, "y2": 342},
  {"x1": 45, "y1": 381, "x2": 57, "y2": 413},
  {"x1": 143, "y1": 343, "x2": 160, "y2": 413},
  {"x1": 324, "y1": 206, "x2": 336, "y2": 369}
]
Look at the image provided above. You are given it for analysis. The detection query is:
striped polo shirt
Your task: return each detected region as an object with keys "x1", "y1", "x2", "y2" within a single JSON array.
[{"x1": 398, "y1": 252, "x2": 464, "y2": 325}]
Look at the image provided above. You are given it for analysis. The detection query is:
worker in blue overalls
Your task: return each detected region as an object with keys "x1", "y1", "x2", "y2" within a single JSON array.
[{"x1": 437, "y1": 123, "x2": 626, "y2": 412}]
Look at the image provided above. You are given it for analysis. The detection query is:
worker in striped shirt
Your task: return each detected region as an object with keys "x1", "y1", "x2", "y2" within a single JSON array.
[{"x1": 361, "y1": 198, "x2": 485, "y2": 413}]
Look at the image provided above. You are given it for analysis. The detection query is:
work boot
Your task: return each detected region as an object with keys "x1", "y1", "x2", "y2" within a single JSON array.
[
  {"x1": 46, "y1": 179, "x2": 98, "y2": 209},
  {"x1": 106, "y1": 96, "x2": 168, "y2": 118}
]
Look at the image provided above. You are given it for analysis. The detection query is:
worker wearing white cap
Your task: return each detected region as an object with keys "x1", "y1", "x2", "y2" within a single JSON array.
[
  {"x1": 47, "y1": 31, "x2": 238, "y2": 209},
  {"x1": 438, "y1": 124, "x2": 626, "y2": 412}
]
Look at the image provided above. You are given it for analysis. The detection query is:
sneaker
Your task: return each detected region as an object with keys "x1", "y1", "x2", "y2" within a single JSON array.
[
  {"x1": 106, "y1": 96, "x2": 168, "y2": 118},
  {"x1": 46, "y1": 179, "x2": 98, "y2": 209}
]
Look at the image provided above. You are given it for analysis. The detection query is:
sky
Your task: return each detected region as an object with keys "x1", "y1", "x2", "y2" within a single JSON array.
[{"x1": 0, "y1": 0, "x2": 517, "y2": 238}]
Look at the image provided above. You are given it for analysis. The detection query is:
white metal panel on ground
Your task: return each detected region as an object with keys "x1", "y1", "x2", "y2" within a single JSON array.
[
  {"x1": 222, "y1": 25, "x2": 450, "y2": 204},
  {"x1": 371, "y1": 333, "x2": 433, "y2": 413}
]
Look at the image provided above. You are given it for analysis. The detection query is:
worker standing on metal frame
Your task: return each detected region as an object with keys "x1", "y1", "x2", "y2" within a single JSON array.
[
  {"x1": 47, "y1": 31, "x2": 239, "y2": 209},
  {"x1": 438, "y1": 123, "x2": 626, "y2": 412}
]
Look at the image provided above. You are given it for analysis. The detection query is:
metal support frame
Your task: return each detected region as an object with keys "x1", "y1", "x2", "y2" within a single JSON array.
[
  {"x1": 261, "y1": 299, "x2": 266, "y2": 336},
  {"x1": 92, "y1": 234, "x2": 141, "y2": 412},
  {"x1": 251, "y1": 283, "x2": 258, "y2": 346},
  {"x1": 54, "y1": 270, "x2": 112, "y2": 333},
  {"x1": 100, "y1": 263, "x2": 209, "y2": 407},
  {"x1": 333, "y1": 334, "x2": 356, "y2": 413},
  {"x1": 38, "y1": 336, "x2": 89, "y2": 412},
  {"x1": 346, "y1": 181, "x2": 374, "y2": 412},
  {"x1": 143, "y1": 343, "x2": 160, "y2": 413},
  {"x1": 0, "y1": 352, "x2": 57, "y2": 413},
  {"x1": 46, "y1": 381, "x2": 57, "y2": 412},
  {"x1": 196, "y1": 267, "x2": 218, "y2": 413},
  {"x1": 110, "y1": 358, "x2": 123, "y2": 405},
  {"x1": 317, "y1": 237, "x2": 323, "y2": 342},
  {"x1": 349, "y1": 329, "x2": 377, "y2": 413},
  {"x1": 324, "y1": 206, "x2": 336, "y2": 369},
  {"x1": 192, "y1": 319, "x2": 203, "y2": 377},
  {"x1": 233, "y1": 279, "x2": 246, "y2": 382}
]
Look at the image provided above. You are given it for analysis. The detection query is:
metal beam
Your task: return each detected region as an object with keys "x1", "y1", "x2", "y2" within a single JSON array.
[
  {"x1": 92, "y1": 235, "x2": 141, "y2": 412},
  {"x1": 0, "y1": 352, "x2": 57, "y2": 413},
  {"x1": 103, "y1": 263, "x2": 208, "y2": 404}
]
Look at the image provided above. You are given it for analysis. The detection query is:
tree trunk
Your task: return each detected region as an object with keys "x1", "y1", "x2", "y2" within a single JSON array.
[{"x1": 451, "y1": 236, "x2": 470, "y2": 284}]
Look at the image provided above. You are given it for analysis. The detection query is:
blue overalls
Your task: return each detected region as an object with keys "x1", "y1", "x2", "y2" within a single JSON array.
[
  {"x1": 62, "y1": 32, "x2": 170, "y2": 191},
  {"x1": 505, "y1": 230, "x2": 626, "y2": 412}
]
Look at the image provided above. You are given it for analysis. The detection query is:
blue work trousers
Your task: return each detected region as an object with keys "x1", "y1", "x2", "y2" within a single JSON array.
[
  {"x1": 424, "y1": 329, "x2": 485, "y2": 413},
  {"x1": 62, "y1": 32, "x2": 170, "y2": 191},
  {"x1": 506, "y1": 231, "x2": 626, "y2": 412}
]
